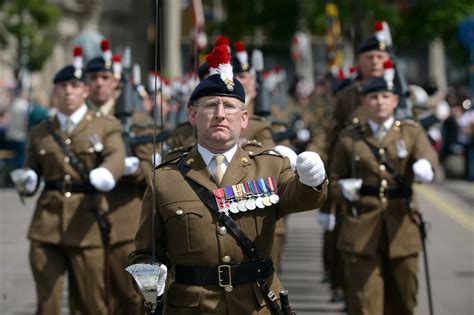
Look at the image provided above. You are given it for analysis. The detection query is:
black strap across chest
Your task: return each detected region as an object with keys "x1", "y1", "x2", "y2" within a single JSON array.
[{"x1": 45, "y1": 120, "x2": 90, "y2": 183}]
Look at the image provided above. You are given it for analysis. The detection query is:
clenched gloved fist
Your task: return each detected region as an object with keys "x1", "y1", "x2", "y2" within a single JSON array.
[
  {"x1": 10, "y1": 168, "x2": 38, "y2": 194},
  {"x1": 273, "y1": 145, "x2": 297, "y2": 171},
  {"x1": 296, "y1": 151, "x2": 326, "y2": 187},
  {"x1": 412, "y1": 159, "x2": 434, "y2": 183},
  {"x1": 124, "y1": 156, "x2": 140, "y2": 176},
  {"x1": 89, "y1": 167, "x2": 116, "y2": 192},
  {"x1": 318, "y1": 212, "x2": 336, "y2": 231}
]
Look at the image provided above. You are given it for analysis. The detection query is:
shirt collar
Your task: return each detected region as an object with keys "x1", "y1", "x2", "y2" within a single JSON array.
[
  {"x1": 57, "y1": 104, "x2": 88, "y2": 128},
  {"x1": 368, "y1": 116, "x2": 394, "y2": 133},
  {"x1": 197, "y1": 143, "x2": 238, "y2": 167},
  {"x1": 98, "y1": 98, "x2": 116, "y2": 116}
]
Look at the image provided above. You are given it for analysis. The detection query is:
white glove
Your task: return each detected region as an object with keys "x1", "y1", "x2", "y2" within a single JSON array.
[
  {"x1": 318, "y1": 213, "x2": 336, "y2": 231},
  {"x1": 152, "y1": 153, "x2": 162, "y2": 166},
  {"x1": 412, "y1": 159, "x2": 434, "y2": 183},
  {"x1": 89, "y1": 167, "x2": 116, "y2": 192},
  {"x1": 338, "y1": 178, "x2": 363, "y2": 202},
  {"x1": 273, "y1": 145, "x2": 297, "y2": 171},
  {"x1": 296, "y1": 151, "x2": 326, "y2": 187},
  {"x1": 10, "y1": 168, "x2": 38, "y2": 194},
  {"x1": 297, "y1": 128, "x2": 311, "y2": 143},
  {"x1": 124, "y1": 156, "x2": 140, "y2": 176}
]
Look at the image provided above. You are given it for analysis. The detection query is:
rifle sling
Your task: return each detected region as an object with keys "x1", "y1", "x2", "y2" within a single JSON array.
[{"x1": 177, "y1": 158, "x2": 283, "y2": 315}]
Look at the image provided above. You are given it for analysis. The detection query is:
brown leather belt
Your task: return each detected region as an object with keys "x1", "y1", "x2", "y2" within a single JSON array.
[{"x1": 175, "y1": 258, "x2": 274, "y2": 287}]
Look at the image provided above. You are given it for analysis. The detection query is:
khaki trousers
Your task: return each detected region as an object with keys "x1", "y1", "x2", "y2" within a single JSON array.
[
  {"x1": 29, "y1": 241, "x2": 107, "y2": 315},
  {"x1": 108, "y1": 241, "x2": 144, "y2": 315},
  {"x1": 343, "y1": 252, "x2": 418, "y2": 315}
]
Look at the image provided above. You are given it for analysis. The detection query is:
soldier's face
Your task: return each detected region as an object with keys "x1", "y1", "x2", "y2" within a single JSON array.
[
  {"x1": 236, "y1": 72, "x2": 256, "y2": 102},
  {"x1": 86, "y1": 71, "x2": 118, "y2": 106},
  {"x1": 54, "y1": 80, "x2": 89, "y2": 116},
  {"x1": 188, "y1": 96, "x2": 249, "y2": 153},
  {"x1": 357, "y1": 51, "x2": 390, "y2": 79},
  {"x1": 363, "y1": 91, "x2": 398, "y2": 123}
]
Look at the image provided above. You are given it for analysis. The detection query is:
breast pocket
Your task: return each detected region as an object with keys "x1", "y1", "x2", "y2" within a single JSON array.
[
  {"x1": 72, "y1": 141, "x2": 98, "y2": 170},
  {"x1": 161, "y1": 201, "x2": 207, "y2": 256}
]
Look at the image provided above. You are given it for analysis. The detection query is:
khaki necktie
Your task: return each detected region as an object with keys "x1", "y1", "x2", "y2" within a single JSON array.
[
  {"x1": 65, "y1": 118, "x2": 73, "y2": 135},
  {"x1": 213, "y1": 154, "x2": 225, "y2": 184},
  {"x1": 375, "y1": 125, "x2": 387, "y2": 143}
]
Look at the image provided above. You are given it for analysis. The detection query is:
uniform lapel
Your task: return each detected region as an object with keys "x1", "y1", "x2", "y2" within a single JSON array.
[
  {"x1": 380, "y1": 121, "x2": 400, "y2": 147},
  {"x1": 71, "y1": 111, "x2": 93, "y2": 136},
  {"x1": 363, "y1": 122, "x2": 380, "y2": 148},
  {"x1": 184, "y1": 147, "x2": 217, "y2": 192},
  {"x1": 51, "y1": 116, "x2": 67, "y2": 139},
  {"x1": 220, "y1": 147, "x2": 250, "y2": 187}
]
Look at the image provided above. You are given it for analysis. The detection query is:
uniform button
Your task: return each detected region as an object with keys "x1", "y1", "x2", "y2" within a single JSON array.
[
  {"x1": 176, "y1": 209, "x2": 184, "y2": 216},
  {"x1": 352, "y1": 117, "x2": 359, "y2": 124},
  {"x1": 379, "y1": 192, "x2": 385, "y2": 198},
  {"x1": 379, "y1": 165, "x2": 386, "y2": 171},
  {"x1": 64, "y1": 174, "x2": 71, "y2": 181},
  {"x1": 222, "y1": 255, "x2": 231, "y2": 263},
  {"x1": 218, "y1": 226, "x2": 227, "y2": 235},
  {"x1": 65, "y1": 192, "x2": 72, "y2": 198},
  {"x1": 88, "y1": 147, "x2": 95, "y2": 153},
  {"x1": 379, "y1": 148, "x2": 385, "y2": 155},
  {"x1": 354, "y1": 155, "x2": 360, "y2": 161},
  {"x1": 380, "y1": 179, "x2": 388, "y2": 187},
  {"x1": 64, "y1": 156, "x2": 70, "y2": 163},
  {"x1": 39, "y1": 149, "x2": 46, "y2": 155},
  {"x1": 381, "y1": 197, "x2": 388, "y2": 204},
  {"x1": 65, "y1": 138, "x2": 72, "y2": 145},
  {"x1": 224, "y1": 285, "x2": 233, "y2": 292},
  {"x1": 395, "y1": 120, "x2": 401, "y2": 127}
]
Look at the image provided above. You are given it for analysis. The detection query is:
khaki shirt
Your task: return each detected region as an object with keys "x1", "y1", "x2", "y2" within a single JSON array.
[
  {"x1": 330, "y1": 120, "x2": 439, "y2": 258},
  {"x1": 130, "y1": 146, "x2": 327, "y2": 314},
  {"x1": 26, "y1": 112, "x2": 125, "y2": 247}
]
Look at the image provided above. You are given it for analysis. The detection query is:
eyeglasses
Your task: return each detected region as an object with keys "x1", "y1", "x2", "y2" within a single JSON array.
[{"x1": 196, "y1": 102, "x2": 244, "y2": 115}]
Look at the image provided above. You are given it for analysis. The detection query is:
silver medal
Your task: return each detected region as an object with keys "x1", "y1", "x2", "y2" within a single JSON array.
[
  {"x1": 229, "y1": 202, "x2": 240, "y2": 214},
  {"x1": 246, "y1": 198, "x2": 256, "y2": 210},
  {"x1": 263, "y1": 196, "x2": 272, "y2": 207},
  {"x1": 238, "y1": 200, "x2": 247, "y2": 212},
  {"x1": 255, "y1": 197, "x2": 265, "y2": 209},
  {"x1": 269, "y1": 193, "x2": 280, "y2": 204},
  {"x1": 397, "y1": 139, "x2": 408, "y2": 159}
]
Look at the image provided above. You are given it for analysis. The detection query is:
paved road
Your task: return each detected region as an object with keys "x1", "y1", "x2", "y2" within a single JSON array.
[{"x1": 1, "y1": 179, "x2": 473, "y2": 314}]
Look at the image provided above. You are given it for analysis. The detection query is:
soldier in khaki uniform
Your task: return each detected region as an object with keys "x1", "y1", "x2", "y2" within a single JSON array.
[
  {"x1": 10, "y1": 64, "x2": 125, "y2": 314},
  {"x1": 85, "y1": 53, "x2": 154, "y2": 314},
  {"x1": 330, "y1": 75, "x2": 438, "y2": 315},
  {"x1": 129, "y1": 52, "x2": 328, "y2": 314},
  {"x1": 324, "y1": 36, "x2": 393, "y2": 301}
]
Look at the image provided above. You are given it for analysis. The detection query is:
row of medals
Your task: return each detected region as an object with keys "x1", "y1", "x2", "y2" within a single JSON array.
[{"x1": 214, "y1": 178, "x2": 279, "y2": 215}]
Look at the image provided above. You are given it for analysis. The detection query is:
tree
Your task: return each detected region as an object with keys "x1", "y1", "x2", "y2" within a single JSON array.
[{"x1": 0, "y1": 0, "x2": 60, "y2": 85}]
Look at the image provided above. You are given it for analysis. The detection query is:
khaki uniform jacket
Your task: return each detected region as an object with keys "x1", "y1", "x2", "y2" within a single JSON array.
[
  {"x1": 130, "y1": 146, "x2": 328, "y2": 314},
  {"x1": 104, "y1": 110, "x2": 155, "y2": 244},
  {"x1": 328, "y1": 82, "x2": 368, "y2": 156},
  {"x1": 330, "y1": 120, "x2": 438, "y2": 258},
  {"x1": 26, "y1": 112, "x2": 125, "y2": 247}
]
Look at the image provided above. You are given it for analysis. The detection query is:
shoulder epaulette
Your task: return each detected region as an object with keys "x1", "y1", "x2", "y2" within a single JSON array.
[
  {"x1": 248, "y1": 148, "x2": 283, "y2": 158},
  {"x1": 250, "y1": 115, "x2": 266, "y2": 122},
  {"x1": 400, "y1": 119, "x2": 421, "y2": 128},
  {"x1": 161, "y1": 144, "x2": 193, "y2": 166},
  {"x1": 155, "y1": 151, "x2": 188, "y2": 170}
]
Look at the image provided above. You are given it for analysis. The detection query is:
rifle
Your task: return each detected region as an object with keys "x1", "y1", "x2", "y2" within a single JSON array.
[
  {"x1": 252, "y1": 49, "x2": 272, "y2": 117},
  {"x1": 413, "y1": 210, "x2": 434, "y2": 315},
  {"x1": 280, "y1": 290, "x2": 296, "y2": 315}
]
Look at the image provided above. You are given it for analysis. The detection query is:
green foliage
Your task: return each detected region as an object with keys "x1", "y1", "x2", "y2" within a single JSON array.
[
  {"x1": 1, "y1": 0, "x2": 60, "y2": 72},
  {"x1": 207, "y1": 0, "x2": 472, "y2": 65}
]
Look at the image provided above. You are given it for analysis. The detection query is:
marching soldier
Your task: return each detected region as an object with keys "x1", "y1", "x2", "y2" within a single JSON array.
[
  {"x1": 10, "y1": 63, "x2": 125, "y2": 314},
  {"x1": 129, "y1": 48, "x2": 328, "y2": 314},
  {"x1": 329, "y1": 35, "x2": 392, "y2": 153},
  {"x1": 324, "y1": 35, "x2": 392, "y2": 302},
  {"x1": 85, "y1": 39, "x2": 154, "y2": 314},
  {"x1": 330, "y1": 72, "x2": 438, "y2": 315}
]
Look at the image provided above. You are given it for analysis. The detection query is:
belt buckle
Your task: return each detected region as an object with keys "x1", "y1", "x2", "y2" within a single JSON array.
[{"x1": 218, "y1": 264, "x2": 233, "y2": 292}]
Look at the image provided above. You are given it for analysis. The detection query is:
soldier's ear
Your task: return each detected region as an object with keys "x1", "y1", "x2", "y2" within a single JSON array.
[{"x1": 187, "y1": 106, "x2": 197, "y2": 127}]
